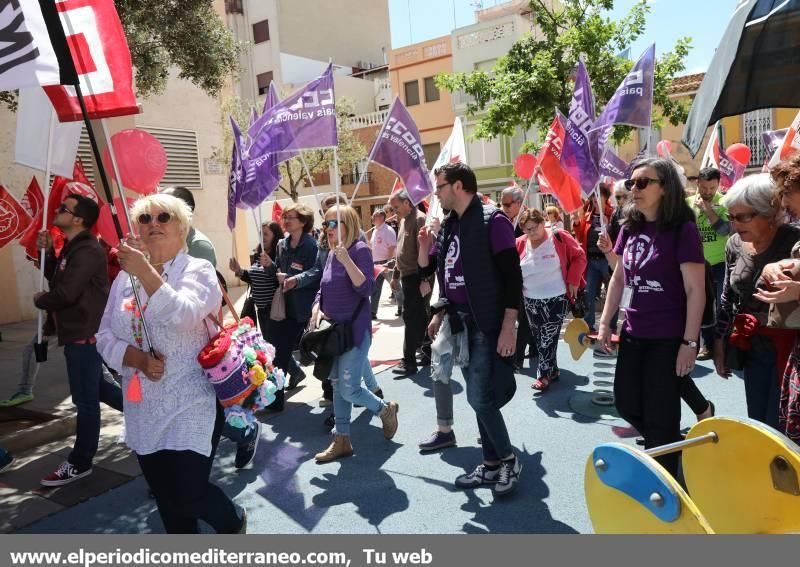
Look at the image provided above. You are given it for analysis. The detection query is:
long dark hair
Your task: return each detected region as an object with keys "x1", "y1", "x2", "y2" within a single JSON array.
[
  {"x1": 624, "y1": 158, "x2": 695, "y2": 232},
  {"x1": 254, "y1": 221, "x2": 283, "y2": 262}
]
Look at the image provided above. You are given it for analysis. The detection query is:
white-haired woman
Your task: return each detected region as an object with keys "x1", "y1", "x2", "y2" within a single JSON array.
[
  {"x1": 713, "y1": 174, "x2": 800, "y2": 429},
  {"x1": 97, "y1": 193, "x2": 245, "y2": 534}
]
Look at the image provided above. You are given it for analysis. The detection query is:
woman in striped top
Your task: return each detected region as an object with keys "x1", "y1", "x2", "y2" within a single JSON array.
[{"x1": 229, "y1": 221, "x2": 283, "y2": 337}]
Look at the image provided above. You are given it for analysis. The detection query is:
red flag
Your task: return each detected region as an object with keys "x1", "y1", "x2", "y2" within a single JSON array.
[
  {"x1": 43, "y1": 0, "x2": 139, "y2": 122},
  {"x1": 536, "y1": 115, "x2": 583, "y2": 213},
  {"x1": 0, "y1": 186, "x2": 33, "y2": 249},
  {"x1": 97, "y1": 197, "x2": 135, "y2": 247},
  {"x1": 21, "y1": 177, "x2": 44, "y2": 219},
  {"x1": 271, "y1": 201, "x2": 283, "y2": 223},
  {"x1": 18, "y1": 162, "x2": 101, "y2": 258},
  {"x1": 390, "y1": 178, "x2": 404, "y2": 196}
]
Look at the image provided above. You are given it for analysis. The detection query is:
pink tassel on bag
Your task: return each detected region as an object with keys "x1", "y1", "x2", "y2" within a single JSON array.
[{"x1": 126, "y1": 371, "x2": 143, "y2": 402}]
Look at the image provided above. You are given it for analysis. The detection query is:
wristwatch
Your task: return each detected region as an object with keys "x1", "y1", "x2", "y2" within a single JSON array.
[{"x1": 681, "y1": 339, "x2": 698, "y2": 349}]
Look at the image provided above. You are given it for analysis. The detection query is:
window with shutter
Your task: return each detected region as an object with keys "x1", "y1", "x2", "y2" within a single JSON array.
[
  {"x1": 257, "y1": 71, "x2": 274, "y2": 95},
  {"x1": 404, "y1": 80, "x2": 420, "y2": 106},
  {"x1": 742, "y1": 108, "x2": 773, "y2": 167},
  {"x1": 253, "y1": 20, "x2": 270, "y2": 44}
]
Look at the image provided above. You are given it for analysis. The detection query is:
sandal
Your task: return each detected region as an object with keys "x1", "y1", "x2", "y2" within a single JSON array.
[{"x1": 531, "y1": 376, "x2": 553, "y2": 391}]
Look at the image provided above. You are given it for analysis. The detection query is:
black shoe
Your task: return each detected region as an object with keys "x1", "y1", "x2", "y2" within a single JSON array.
[
  {"x1": 323, "y1": 413, "x2": 335, "y2": 432},
  {"x1": 417, "y1": 355, "x2": 431, "y2": 367},
  {"x1": 372, "y1": 314, "x2": 378, "y2": 320},
  {"x1": 635, "y1": 436, "x2": 645, "y2": 446},
  {"x1": 264, "y1": 389, "x2": 284, "y2": 412},
  {"x1": 392, "y1": 363, "x2": 418, "y2": 376},
  {"x1": 234, "y1": 422, "x2": 262, "y2": 469},
  {"x1": 287, "y1": 369, "x2": 306, "y2": 390}
]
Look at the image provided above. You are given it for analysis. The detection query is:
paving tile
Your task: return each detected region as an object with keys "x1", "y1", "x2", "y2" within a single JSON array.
[{"x1": 0, "y1": 487, "x2": 65, "y2": 532}]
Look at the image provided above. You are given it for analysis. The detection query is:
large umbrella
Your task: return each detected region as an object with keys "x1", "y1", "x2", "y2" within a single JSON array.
[{"x1": 682, "y1": 0, "x2": 800, "y2": 156}]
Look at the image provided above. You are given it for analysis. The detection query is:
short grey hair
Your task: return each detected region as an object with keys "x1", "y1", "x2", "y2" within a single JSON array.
[
  {"x1": 721, "y1": 173, "x2": 782, "y2": 223},
  {"x1": 501, "y1": 185, "x2": 524, "y2": 203},
  {"x1": 613, "y1": 179, "x2": 628, "y2": 195},
  {"x1": 392, "y1": 189, "x2": 411, "y2": 203}
]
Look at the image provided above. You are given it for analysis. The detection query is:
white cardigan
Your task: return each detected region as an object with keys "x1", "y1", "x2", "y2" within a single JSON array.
[{"x1": 97, "y1": 253, "x2": 222, "y2": 457}]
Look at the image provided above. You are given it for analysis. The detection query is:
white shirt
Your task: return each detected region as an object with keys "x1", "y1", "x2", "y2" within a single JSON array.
[
  {"x1": 371, "y1": 222, "x2": 397, "y2": 262},
  {"x1": 520, "y1": 236, "x2": 566, "y2": 299},
  {"x1": 96, "y1": 253, "x2": 222, "y2": 457}
]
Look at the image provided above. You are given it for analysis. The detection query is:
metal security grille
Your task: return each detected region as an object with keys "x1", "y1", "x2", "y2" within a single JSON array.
[
  {"x1": 76, "y1": 127, "x2": 95, "y2": 184},
  {"x1": 742, "y1": 108, "x2": 773, "y2": 167},
  {"x1": 140, "y1": 126, "x2": 202, "y2": 189}
]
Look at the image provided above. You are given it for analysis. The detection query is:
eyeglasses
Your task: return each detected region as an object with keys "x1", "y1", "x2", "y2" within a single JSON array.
[
  {"x1": 137, "y1": 212, "x2": 172, "y2": 225},
  {"x1": 282, "y1": 215, "x2": 299, "y2": 221},
  {"x1": 322, "y1": 219, "x2": 339, "y2": 229},
  {"x1": 624, "y1": 177, "x2": 661, "y2": 191},
  {"x1": 728, "y1": 212, "x2": 758, "y2": 224},
  {"x1": 435, "y1": 182, "x2": 451, "y2": 191},
  {"x1": 56, "y1": 204, "x2": 76, "y2": 216}
]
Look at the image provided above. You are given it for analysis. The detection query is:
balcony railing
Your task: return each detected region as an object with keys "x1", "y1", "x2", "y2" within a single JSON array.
[
  {"x1": 341, "y1": 172, "x2": 371, "y2": 186},
  {"x1": 347, "y1": 110, "x2": 389, "y2": 130}
]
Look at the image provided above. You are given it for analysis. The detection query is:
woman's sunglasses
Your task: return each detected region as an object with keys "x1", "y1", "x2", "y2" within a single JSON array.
[
  {"x1": 728, "y1": 212, "x2": 758, "y2": 224},
  {"x1": 624, "y1": 177, "x2": 661, "y2": 191},
  {"x1": 137, "y1": 212, "x2": 172, "y2": 225},
  {"x1": 322, "y1": 219, "x2": 339, "y2": 229}
]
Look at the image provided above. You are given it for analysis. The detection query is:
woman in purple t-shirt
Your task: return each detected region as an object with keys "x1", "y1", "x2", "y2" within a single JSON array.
[
  {"x1": 597, "y1": 158, "x2": 706, "y2": 478},
  {"x1": 310, "y1": 205, "x2": 400, "y2": 463}
]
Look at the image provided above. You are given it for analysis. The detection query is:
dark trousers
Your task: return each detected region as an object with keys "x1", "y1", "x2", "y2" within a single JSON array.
[
  {"x1": 701, "y1": 261, "x2": 726, "y2": 350},
  {"x1": 514, "y1": 307, "x2": 536, "y2": 366},
  {"x1": 137, "y1": 403, "x2": 241, "y2": 534},
  {"x1": 400, "y1": 274, "x2": 431, "y2": 367},
  {"x1": 256, "y1": 306, "x2": 272, "y2": 340},
  {"x1": 680, "y1": 377, "x2": 709, "y2": 416},
  {"x1": 64, "y1": 343, "x2": 123, "y2": 470},
  {"x1": 614, "y1": 332, "x2": 683, "y2": 478},
  {"x1": 269, "y1": 316, "x2": 308, "y2": 378},
  {"x1": 744, "y1": 347, "x2": 781, "y2": 429}
]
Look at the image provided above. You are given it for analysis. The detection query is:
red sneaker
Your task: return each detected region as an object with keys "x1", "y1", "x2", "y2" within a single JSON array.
[{"x1": 41, "y1": 461, "x2": 92, "y2": 487}]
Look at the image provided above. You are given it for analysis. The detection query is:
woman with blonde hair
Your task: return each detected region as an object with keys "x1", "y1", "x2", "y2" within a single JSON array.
[
  {"x1": 545, "y1": 205, "x2": 564, "y2": 230},
  {"x1": 97, "y1": 193, "x2": 245, "y2": 533},
  {"x1": 311, "y1": 205, "x2": 399, "y2": 462}
]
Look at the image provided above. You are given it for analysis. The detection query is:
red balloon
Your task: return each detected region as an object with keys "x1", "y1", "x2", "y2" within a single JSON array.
[
  {"x1": 514, "y1": 154, "x2": 537, "y2": 179},
  {"x1": 102, "y1": 129, "x2": 167, "y2": 195},
  {"x1": 726, "y1": 143, "x2": 751, "y2": 166},
  {"x1": 656, "y1": 140, "x2": 673, "y2": 157},
  {"x1": 96, "y1": 197, "x2": 136, "y2": 248}
]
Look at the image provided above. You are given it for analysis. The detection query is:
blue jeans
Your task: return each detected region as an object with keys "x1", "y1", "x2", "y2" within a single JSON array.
[
  {"x1": 463, "y1": 319, "x2": 513, "y2": 462},
  {"x1": 701, "y1": 261, "x2": 726, "y2": 349},
  {"x1": 744, "y1": 347, "x2": 781, "y2": 429},
  {"x1": 331, "y1": 333, "x2": 386, "y2": 437},
  {"x1": 64, "y1": 343, "x2": 123, "y2": 470},
  {"x1": 584, "y1": 256, "x2": 615, "y2": 330}
]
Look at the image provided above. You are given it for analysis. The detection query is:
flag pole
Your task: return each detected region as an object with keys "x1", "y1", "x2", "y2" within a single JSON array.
[
  {"x1": 36, "y1": 113, "x2": 57, "y2": 348},
  {"x1": 100, "y1": 120, "x2": 136, "y2": 234},
  {"x1": 299, "y1": 152, "x2": 323, "y2": 211},
  {"x1": 73, "y1": 83, "x2": 155, "y2": 356},
  {"x1": 332, "y1": 146, "x2": 343, "y2": 244},
  {"x1": 513, "y1": 171, "x2": 538, "y2": 231},
  {"x1": 352, "y1": 98, "x2": 393, "y2": 204}
]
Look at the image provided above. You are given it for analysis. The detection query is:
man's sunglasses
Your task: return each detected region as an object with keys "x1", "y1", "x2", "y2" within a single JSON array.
[
  {"x1": 137, "y1": 212, "x2": 172, "y2": 225},
  {"x1": 624, "y1": 177, "x2": 661, "y2": 191},
  {"x1": 322, "y1": 219, "x2": 339, "y2": 229}
]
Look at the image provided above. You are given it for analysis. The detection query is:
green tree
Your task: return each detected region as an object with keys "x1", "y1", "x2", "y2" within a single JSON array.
[
  {"x1": 220, "y1": 95, "x2": 367, "y2": 203},
  {"x1": 436, "y1": 0, "x2": 691, "y2": 151},
  {"x1": 0, "y1": 0, "x2": 238, "y2": 109}
]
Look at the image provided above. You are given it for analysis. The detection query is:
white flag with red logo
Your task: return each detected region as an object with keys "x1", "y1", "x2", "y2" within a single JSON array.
[
  {"x1": 427, "y1": 117, "x2": 467, "y2": 221},
  {"x1": 21, "y1": 177, "x2": 44, "y2": 219},
  {"x1": 43, "y1": 0, "x2": 138, "y2": 122},
  {"x1": 768, "y1": 110, "x2": 800, "y2": 168},
  {"x1": 0, "y1": 185, "x2": 33, "y2": 249}
]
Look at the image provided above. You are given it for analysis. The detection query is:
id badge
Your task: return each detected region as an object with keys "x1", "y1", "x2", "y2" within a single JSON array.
[{"x1": 620, "y1": 285, "x2": 634, "y2": 310}]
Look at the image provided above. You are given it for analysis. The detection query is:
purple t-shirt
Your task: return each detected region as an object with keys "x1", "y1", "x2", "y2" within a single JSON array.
[
  {"x1": 442, "y1": 213, "x2": 517, "y2": 305},
  {"x1": 613, "y1": 221, "x2": 704, "y2": 339}
]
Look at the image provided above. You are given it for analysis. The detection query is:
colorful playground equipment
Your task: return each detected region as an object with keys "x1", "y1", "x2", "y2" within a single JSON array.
[{"x1": 584, "y1": 417, "x2": 800, "y2": 533}]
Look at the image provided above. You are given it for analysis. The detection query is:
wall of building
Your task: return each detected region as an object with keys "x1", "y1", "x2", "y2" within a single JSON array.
[{"x1": 277, "y1": 0, "x2": 390, "y2": 69}]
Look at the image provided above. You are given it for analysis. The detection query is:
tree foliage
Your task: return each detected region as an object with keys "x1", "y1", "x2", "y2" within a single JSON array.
[
  {"x1": 221, "y1": 95, "x2": 367, "y2": 203},
  {"x1": 0, "y1": 0, "x2": 239, "y2": 110},
  {"x1": 436, "y1": 0, "x2": 692, "y2": 151}
]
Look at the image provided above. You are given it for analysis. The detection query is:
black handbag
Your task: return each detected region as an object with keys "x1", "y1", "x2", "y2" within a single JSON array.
[{"x1": 300, "y1": 299, "x2": 366, "y2": 379}]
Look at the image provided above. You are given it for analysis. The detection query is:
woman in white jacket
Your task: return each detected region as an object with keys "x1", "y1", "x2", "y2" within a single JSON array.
[{"x1": 97, "y1": 193, "x2": 245, "y2": 534}]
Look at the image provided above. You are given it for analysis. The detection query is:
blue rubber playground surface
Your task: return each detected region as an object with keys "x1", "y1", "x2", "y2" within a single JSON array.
[{"x1": 22, "y1": 346, "x2": 746, "y2": 534}]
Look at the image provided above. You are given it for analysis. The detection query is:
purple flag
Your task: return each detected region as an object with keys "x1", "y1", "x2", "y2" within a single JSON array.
[
  {"x1": 247, "y1": 64, "x2": 338, "y2": 163},
  {"x1": 227, "y1": 117, "x2": 244, "y2": 229},
  {"x1": 719, "y1": 145, "x2": 746, "y2": 190},
  {"x1": 598, "y1": 148, "x2": 630, "y2": 180},
  {"x1": 560, "y1": 58, "x2": 599, "y2": 195},
  {"x1": 591, "y1": 44, "x2": 655, "y2": 133},
  {"x1": 370, "y1": 97, "x2": 432, "y2": 206},
  {"x1": 249, "y1": 107, "x2": 258, "y2": 129},
  {"x1": 763, "y1": 128, "x2": 789, "y2": 158},
  {"x1": 263, "y1": 82, "x2": 280, "y2": 115}
]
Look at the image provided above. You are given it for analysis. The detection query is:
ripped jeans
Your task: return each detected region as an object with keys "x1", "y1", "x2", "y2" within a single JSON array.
[{"x1": 331, "y1": 332, "x2": 387, "y2": 437}]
